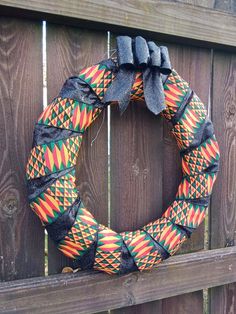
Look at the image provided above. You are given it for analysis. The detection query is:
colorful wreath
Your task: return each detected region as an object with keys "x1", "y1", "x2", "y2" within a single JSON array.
[{"x1": 26, "y1": 36, "x2": 220, "y2": 275}]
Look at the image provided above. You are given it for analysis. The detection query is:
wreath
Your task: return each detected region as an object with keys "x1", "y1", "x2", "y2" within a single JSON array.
[{"x1": 26, "y1": 36, "x2": 220, "y2": 275}]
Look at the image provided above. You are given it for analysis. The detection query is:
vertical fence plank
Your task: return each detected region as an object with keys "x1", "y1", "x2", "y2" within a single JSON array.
[
  {"x1": 163, "y1": 43, "x2": 212, "y2": 254},
  {"x1": 0, "y1": 17, "x2": 44, "y2": 281},
  {"x1": 46, "y1": 24, "x2": 108, "y2": 274},
  {"x1": 110, "y1": 100, "x2": 164, "y2": 314},
  {"x1": 209, "y1": 51, "x2": 236, "y2": 314},
  {"x1": 161, "y1": 43, "x2": 211, "y2": 314},
  {"x1": 110, "y1": 102, "x2": 164, "y2": 231},
  {"x1": 110, "y1": 33, "x2": 164, "y2": 312}
]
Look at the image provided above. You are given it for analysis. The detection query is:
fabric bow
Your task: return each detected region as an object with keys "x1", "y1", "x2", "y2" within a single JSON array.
[{"x1": 102, "y1": 36, "x2": 172, "y2": 115}]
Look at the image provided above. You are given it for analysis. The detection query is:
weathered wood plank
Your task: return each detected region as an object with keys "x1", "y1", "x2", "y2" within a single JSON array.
[
  {"x1": 0, "y1": 0, "x2": 236, "y2": 48},
  {"x1": 161, "y1": 43, "x2": 211, "y2": 314},
  {"x1": 1, "y1": 247, "x2": 236, "y2": 314},
  {"x1": 0, "y1": 17, "x2": 44, "y2": 281},
  {"x1": 164, "y1": 0, "x2": 236, "y2": 14},
  {"x1": 174, "y1": 0, "x2": 215, "y2": 9},
  {"x1": 46, "y1": 24, "x2": 108, "y2": 274},
  {"x1": 214, "y1": 0, "x2": 236, "y2": 13},
  {"x1": 164, "y1": 43, "x2": 211, "y2": 254},
  {"x1": 110, "y1": 82, "x2": 164, "y2": 312},
  {"x1": 110, "y1": 32, "x2": 164, "y2": 311},
  {"x1": 209, "y1": 51, "x2": 236, "y2": 314},
  {"x1": 110, "y1": 104, "x2": 164, "y2": 233}
]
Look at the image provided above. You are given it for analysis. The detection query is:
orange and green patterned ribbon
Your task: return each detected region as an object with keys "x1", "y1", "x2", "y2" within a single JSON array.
[{"x1": 26, "y1": 59, "x2": 220, "y2": 275}]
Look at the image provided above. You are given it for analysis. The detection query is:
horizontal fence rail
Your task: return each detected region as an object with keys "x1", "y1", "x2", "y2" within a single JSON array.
[
  {"x1": 1, "y1": 247, "x2": 236, "y2": 314},
  {"x1": 0, "y1": 0, "x2": 236, "y2": 49}
]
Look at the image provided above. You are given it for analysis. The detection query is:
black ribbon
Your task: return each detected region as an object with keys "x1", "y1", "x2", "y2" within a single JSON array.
[{"x1": 102, "y1": 36, "x2": 172, "y2": 115}]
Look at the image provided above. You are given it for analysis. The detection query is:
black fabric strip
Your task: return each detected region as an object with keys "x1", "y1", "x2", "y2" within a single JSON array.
[
  {"x1": 119, "y1": 241, "x2": 139, "y2": 274},
  {"x1": 71, "y1": 232, "x2": 139, "y2": 274},
  {"x1": 59, "y1": 76, "x2": 103, "y2": 108},
  {"x1": 100, "y1": 58, "x2": 118, "y2": 71},
  {"x1": 27, "y1": 167, "x2": 75, "y2": 201},
  {"x1": 180, "y1": 117, "x2": 215, "y2": 153},
  {"x1": 142, "y1": 229, "x2": 171, "y2": 260},
  {"x1": 104, "y1": 57, "x2": 169, "y2": 86},
  {"x1": 73, "y1": 232, "x2": 139, "y2": 274},
  {"x1": 32, "y1": 124, "x2": 83, "y2": 147},
  {"x1": 205, "y1": 163, "x2": 220, "y2": 173},
  {"x1": 46, "y1": 197, "x2": 81, "y2": 242},
  {"x1": 187, "y1": 196, "x2": 210, "y2": 206},
  {"x1": 73, "y1": 239, "x2": 98, "y2": 271},
  {"x1": 157, "y1": 210, "x2": 196, "y2": 239},
  {"x1": 181, "y1": 148, "x2": 220, "y2": 175},
  {"x1": 177, "y1": 225, "x2": 194, "y2": 238},
  {"x1": 162, "y1": 73, "x2": 169, "y2": 85}
]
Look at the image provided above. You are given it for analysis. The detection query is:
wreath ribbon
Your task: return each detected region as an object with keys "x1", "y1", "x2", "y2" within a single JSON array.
[
  {"x1": 103, "y1": 36, "x2": 172, "y2": 115},
  {"x1": 26, "y1": 36, "x2": 220, "y2": 275}
]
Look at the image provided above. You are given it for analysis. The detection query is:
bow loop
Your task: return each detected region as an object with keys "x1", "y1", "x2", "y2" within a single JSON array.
[
  {"x1": 160, "y1": 46, "x2": 172, "y2": 75},
  {"x1": 147, "y1": 41, "x2": 161, "y2": 68},
  {"x1": 117, "y1": 36, "x2": 135, "y2": 68},
  {"x1": 134, "y1": 36, "x2": 150, "y2": 67},
  {"x1": 102, "y1": 36, "x2": 172, "y2": 115}
]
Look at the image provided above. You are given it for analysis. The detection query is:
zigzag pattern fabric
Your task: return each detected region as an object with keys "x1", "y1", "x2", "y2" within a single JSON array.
[
  {"x1": 177, "y1": 172, "x2": 217, "y2": 199},
  {"x1": 182, "y1": 135, "x2": 220, "y2": 175},
  {"x1": 130, "y1": 72, "x2": 145, "y2": 101},
  {"x1": 26, "y1": 135, "x2": 82, "y2": 179},
  {"x1": 79, "y1": 64, "x2": 145, "y2": 102},
  {"x1": 122, "y1": 230, "x2": 163, "y2": 270},
  {"x1": 162, "y1": 69, "x2": 190, "y2": 121},
  {"x1": 26, "y1": 57, "x2": 219, "y2": 275},
  {"x1": 162, "y1": 200, "x2": 207, "y2": 229},
  {"x1": 30, "y1": 171, "x2": 77, "y2": 225},
  {"x1": 94, "y1": 226, "x2": 123, "y2": 274},
  {"x1": 142, "y1": 217, "x2": 187, "y2": 255},
  {"x1": 79, "y1": 64, "x2": 114, "y2": 99},
  {"x1": 38, "y1": 97, "x2": 101, "y2": 133},
  {"x1": 58, "y1": 203, "x2": 98, "y2": 259},
  {"x1": 171, "y1": 94, "x2": 207, "y2": 150}
]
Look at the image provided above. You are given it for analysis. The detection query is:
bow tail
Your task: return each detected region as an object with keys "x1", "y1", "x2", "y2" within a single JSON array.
[
  {"x1": 143, "y1": 68, "x2": 166, "y2": 115},
  {"x1": 102, "y1": 68, "x2": 136, "y2": 114}
]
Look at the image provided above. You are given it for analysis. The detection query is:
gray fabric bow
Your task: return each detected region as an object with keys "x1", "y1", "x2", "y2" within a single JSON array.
[{"x1": 102, "y1": 36, "x2": 172, "y2": 115}]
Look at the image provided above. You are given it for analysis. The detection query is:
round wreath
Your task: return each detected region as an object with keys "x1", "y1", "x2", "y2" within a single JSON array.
[{"x1": 26, "y1": 36, "x2": 220, "y2": 275}]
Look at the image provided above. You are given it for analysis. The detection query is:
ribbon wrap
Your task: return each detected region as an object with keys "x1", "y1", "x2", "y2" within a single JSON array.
[{"x1": 102, "y1": 36, "x2": 172, "y2": 115}]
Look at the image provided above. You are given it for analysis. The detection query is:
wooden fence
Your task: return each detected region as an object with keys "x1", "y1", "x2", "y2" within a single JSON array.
[{"x1": 0, "y1": 1, "x2": 236, "y2": 313}]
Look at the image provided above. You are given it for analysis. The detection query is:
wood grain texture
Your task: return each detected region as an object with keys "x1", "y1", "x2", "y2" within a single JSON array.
[
  {"x1": 172, "y1": 0, "x2": 215, "y2": 8},
  {"x1": 164, "y1": 43, "x2": 212, "y2": 254},
  {"x1": 110, "y1": 102, "x2": 164, "y2": 232},
  {"x1": 1, "y1": 247, "x2": 236, "y2": 314},
  {"x1": 209, "y1": 51, "x2": 236, "y2": 314},
  {"x1": 161, "y1": 0, "x2": 236, "y2": 13},
  {"x1": 0, "y1": 0, "x2": 236, "y2": 48},
  {"x1": 110, "y1": 102, "x2": 164, "y2": 314},
  {"x1": 110, "y1": 31, "x2": 165, "y2": 312},
  {"x1": 214, "y1": 0, "x2": 236, "y2": 13},
  {"x1": 0, "y1": 17, "x2": 44, "y2": 281},
  {"x1": 160, "y1": 43, "x2": 211, "y2": 314},
  {"x1": 46, "y1": 23, "x2": 108, "y2": 274}
]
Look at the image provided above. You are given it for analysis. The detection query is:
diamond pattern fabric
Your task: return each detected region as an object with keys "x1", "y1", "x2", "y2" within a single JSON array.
[{"x1": 26, "y1": 57, "x2": 219, "y2": 275}]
